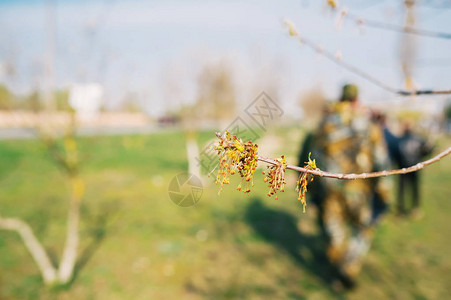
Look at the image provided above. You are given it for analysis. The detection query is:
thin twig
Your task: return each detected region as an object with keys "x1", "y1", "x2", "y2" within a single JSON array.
[
  {"x1": 283, "y1": 20, "x2": 451, "y2": 96},
  {"x1": 257, "y1": 146, "x2": 451, "y2": 179},
  {"x1": 343, "y1": 11, "x2": 451, "y2": 40}
]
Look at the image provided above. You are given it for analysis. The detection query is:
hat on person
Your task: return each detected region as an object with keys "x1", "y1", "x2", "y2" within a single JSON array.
[{"x1": 340, "y1": 84, "x2": 358, "y2": 102}]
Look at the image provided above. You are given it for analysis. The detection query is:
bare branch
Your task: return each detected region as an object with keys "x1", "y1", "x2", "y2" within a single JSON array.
[
  {"x1": 338, "y1": 7, "x2": 451, "y2": 40},
  {"x1": 258, "y1": 146, "x2": 451, "y2": 180},
  {"x1": 214, "y1": 131, "x2": 451, "y2": 180},
  {"x1": 350, "y1": 13, "x2": 451, "y2": 39},
  {"x1": 283, "y1": 20, "x2": 451, "y2": 96}
]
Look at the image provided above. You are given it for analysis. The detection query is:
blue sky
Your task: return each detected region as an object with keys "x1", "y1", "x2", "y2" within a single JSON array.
[{"x1": 0, "y1": 0, "x2": 450, "y2": 116}]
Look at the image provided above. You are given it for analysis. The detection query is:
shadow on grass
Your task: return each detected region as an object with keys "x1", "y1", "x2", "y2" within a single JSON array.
[{"x1": 245, "y1": 198, "x2": 339, "y2": 288}]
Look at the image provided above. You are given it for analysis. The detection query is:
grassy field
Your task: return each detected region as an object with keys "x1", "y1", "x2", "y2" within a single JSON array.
[{"x1": 0, "y1": 129, "x2": 450, "y2": 299}]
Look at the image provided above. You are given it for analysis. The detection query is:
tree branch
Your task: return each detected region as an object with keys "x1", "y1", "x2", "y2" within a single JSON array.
[
  {"x1": 283, "y1": 19, "x2": 451, "y2": 96},
  {"x1": 332, "y1": 3, "x2": 451, "y2": 40},
  {"x1": 0, "y1": 216, "x2": 57, "y2": 284},
  {"x1": 257, "y1": 146, "x2": 451, "y2": 179},
  {"x1": 214, "y1": 131, "x2": 450, "y2": 211},
  {"x1": 347, "y1": 12, "x2": 451, "y2": 40}
]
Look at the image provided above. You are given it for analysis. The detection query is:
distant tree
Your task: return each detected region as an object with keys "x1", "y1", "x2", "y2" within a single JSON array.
[
  {"x1": 0, "y1": 83, "x2": 14, "y2": 110},
  {"x1": 14, "y1": 88, "x2": 71, "y2": 112},
  {"x1": 298, "y1": 86, "x2": 326, "y2": 129},
  {"x1": 120, "y1": 92, "x2": 143, "y2": 113},
  {"x1": 179, "y1": 63, "x2": 238, "y2": 179},
  {"x1": 20, "y1": 90, "x2": 43, "y2": 112},
  {"x1": 0, "y1": 98, "x2": 86, "y2": 286},
  {"x1": 54, "y1": 89, "x2": 72, "y2": 111},
  {"x1": 196, "y1": 62, "x2": 236, "y2": 125}
]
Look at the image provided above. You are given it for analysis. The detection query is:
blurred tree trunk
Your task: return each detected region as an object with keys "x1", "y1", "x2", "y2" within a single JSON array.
[
  {"x1": 58, "y1": 175, "x2": 84, "y2": 283},
  {"x1": 186, "y1": 131, "x2": 201, "y2": 178},
  {"x1": 0, "y1": 114, "x2": 84, "y2": 286},
  {"x1": 0, "y1": 216, "x2": 57, "y2": 284}
]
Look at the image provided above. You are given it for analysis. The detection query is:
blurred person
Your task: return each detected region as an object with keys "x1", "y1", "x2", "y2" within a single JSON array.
[
  {"x1": 383, "y1": 121, "x2": 433, "y2": 219},
  {"x1": 298, "y1": 84, "x2": 390, "y2": 289}
]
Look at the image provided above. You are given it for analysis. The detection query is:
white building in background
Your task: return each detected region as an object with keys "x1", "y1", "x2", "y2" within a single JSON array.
[{"x1": 69, "y1": 83, "x2": 104, "y2": 120}]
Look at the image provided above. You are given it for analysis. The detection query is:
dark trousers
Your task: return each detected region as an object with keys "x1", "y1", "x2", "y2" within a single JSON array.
[{"x1": 397, "y1": 172, "x2": 420, "y2": 213}]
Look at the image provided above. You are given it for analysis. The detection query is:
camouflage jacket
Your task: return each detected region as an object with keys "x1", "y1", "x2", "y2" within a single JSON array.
[{"x1": 299, "y1": 102, "x2": 391, "y2": 211}]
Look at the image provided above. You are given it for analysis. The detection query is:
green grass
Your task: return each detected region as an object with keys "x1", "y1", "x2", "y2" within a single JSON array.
[{"x1": 0, "y1": 130, "x2": 450, "y2": 299}]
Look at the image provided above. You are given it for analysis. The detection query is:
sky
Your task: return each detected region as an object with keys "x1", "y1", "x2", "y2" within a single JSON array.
[{"x1": 0, "y1": 0, "x2": 450, "y2": 117}]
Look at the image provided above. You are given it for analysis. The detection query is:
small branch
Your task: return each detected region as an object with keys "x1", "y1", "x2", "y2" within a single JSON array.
[
  {"x1": 396, "y1": 89, "x2": 451, "y2": 96},
  {"x1": 214, "y1": 131, "x2": 451, "y2": 180},
  {"x1": 283, "y1": 20, "x2": 451, "y2": 96},
  {"x1": 342, "y1": 9, "x2": 451, "y2": 40},
  {"x1": 0, "y1": 216, "x2": 57, "y2": 284},
  {"x1": 214, "y1": 131, "x2": 451, "y2": 212},
  {"x1": 258, "y1": 146, "x2": 451, "y2": 180}
]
